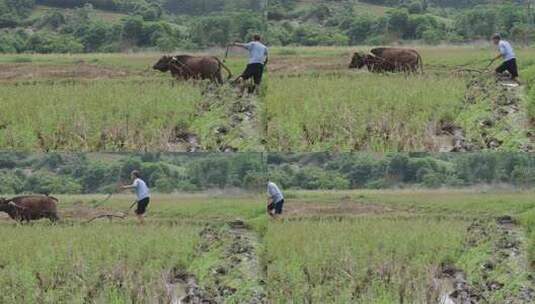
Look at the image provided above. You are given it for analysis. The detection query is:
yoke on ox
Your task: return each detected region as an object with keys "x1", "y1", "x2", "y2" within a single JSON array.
[
  {"x1": 153, "y1": 55, "x2": 232, "y2": 84},
  {"x1": 0, "y1": 195, "x2": 59, "y2": 223},
  {"x1": 349, "y1": 47, "x2": 423, "y2": 74}
]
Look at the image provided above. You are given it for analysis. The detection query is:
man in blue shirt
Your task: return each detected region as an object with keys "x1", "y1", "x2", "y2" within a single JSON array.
[
  {"x1": 267, "y1": 181, "x2": 284, "y2": 217},
  {"x1": 490, "y1": 34, "x2": 519, "y2": 83},
  {"x1": 233, "y1": 34, "x2": 269, "y2": 94},
  {"x1": 121, "y1": 170, "x2": 151, "y2": 225}
]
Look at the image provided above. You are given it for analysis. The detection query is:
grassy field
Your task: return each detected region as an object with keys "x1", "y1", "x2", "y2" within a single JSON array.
[
  {"x1": 2, "y1": 190, "x2": 535, "y2": 303},
  {"x1": 266, "y1": 189, "x2": 535, "y2": 303},
  {"x1": 0, "y1": 52, "x2": 264, "y2": 152},
  {"x1": 266, "y1": 46, "x2": 535, "y2": 152},
  {"x1": 2, "y1": 46, "x2": 535, "y2": 152},
  {"x1": 0, "y1": 193, "x2": 267, "y2": 304}
]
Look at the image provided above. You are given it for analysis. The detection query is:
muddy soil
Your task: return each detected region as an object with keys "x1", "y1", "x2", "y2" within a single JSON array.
[
  {"x1": 429, "y1": 216, "x2": 535, "y2": 304},
  {"x1": 458, "y1": 74, "x2": 533, "y2": 152},
  {"x1": 168, "y1": 221, "x2": 266, "y2": 304},
  {"x1": 268, "y1": 55, "x2": 350, "y2": 76},
  {"x1": 167, "y1": 84, "x2": 261, "y2": 152},
  {"x1": 426, "y1": 120, "x2": 473, "y2": 152},
  {"x1": 165, "y1": 268, "x2": 216, "y2": 304},
  {"x1": 0, "y1": 63, "x2": 132, "y2": 81},
  {"x1": 282, "y1": 199, "x2": 393, "y2": 218}
]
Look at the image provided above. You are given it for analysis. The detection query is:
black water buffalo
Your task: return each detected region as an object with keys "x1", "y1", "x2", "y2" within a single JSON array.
[
  {"x1": 349, "y1": 47, "x2": 423, "y2": 73},
  {"x1": 0, "y1": 195, "x2": 59, "y2": 223},
  {"x1": 153, "y1": 55, "x2": 232, "y2": 84}
]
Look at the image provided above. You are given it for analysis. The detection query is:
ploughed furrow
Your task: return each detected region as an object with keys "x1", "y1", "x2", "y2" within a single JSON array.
[
  {"x1": 429, "y1": 216, "x2": 535, "y2": 304},
  {"x1": 165, "y1": 220, "x2": 266, "y2": 304}
]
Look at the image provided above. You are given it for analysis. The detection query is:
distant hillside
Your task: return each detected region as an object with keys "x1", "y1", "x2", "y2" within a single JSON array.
[
  {"x1": 35, "y1": 0, "x2": 264, "y2": 15},
  {"x1": 0, "y1": 0, "x2": 266, "y2": 53},
  {"x1": 267, "y1": 0, "x2": 535, "y2": 46}
]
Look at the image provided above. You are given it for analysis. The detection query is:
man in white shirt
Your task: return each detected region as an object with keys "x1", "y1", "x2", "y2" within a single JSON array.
[
  {"x1": 267, "y1": 181, "x2": 284, "y2": 217},
  {"x1": 121, "y1": 170, "x2": 150, "y2": 224},
  {"x1": 232, "y1": 34, "x2": 269, "y2": 94},
  {"x1": 490, "y1": 34, "x2": 519, "y2": 83}
]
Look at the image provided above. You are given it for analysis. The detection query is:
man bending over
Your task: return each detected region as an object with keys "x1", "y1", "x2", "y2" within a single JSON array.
[
  {"x1": 267, "y1": 181, "x2": 284, "y2": 217},
  {"x1": 490, "y1": 33, "x2": 519, "y2": 84}
]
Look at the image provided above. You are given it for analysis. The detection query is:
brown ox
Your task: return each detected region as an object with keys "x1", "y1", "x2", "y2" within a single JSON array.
[
  {"x1": 348, "y1": 52, "x2": 397, "y2": 73},
  {"x1": 349, "y1": 47, "x2": 423, "y2": 73},
  {"x1": 153, "y1": 55, "x2": 232, "y2": 84},
  {"x1": 0, "y1": 195, "x2": 59, "y2": 223}
]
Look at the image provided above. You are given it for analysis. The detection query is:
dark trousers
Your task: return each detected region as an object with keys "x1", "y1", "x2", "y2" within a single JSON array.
[{"x1": 496, "y1": 58, "x2": 518, "y2": 78}]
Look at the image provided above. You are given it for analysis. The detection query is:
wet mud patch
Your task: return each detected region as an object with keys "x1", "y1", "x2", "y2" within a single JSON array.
[
  {"x1": 165, "y1": 268, "x2": 216, "y2": 304},
  {"x1": 168, "y1": 124, "x2": 202, "y2": 152},
  {"x1": 429, "y1": 263, "x2": 483, "y2": 304},
  {"x1": 426, "y1": 119, "x2": 473, "y2": 152},
  {"x1": 0, "y1": 63, "x2": 132, "y2": 82}
]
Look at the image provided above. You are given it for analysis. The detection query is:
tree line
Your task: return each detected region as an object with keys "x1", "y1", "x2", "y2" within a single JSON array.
[
  {"x1": 268, "y1": 153, "x2": 535, "y2": 190},
  {"x1": 268, "y1": 0, "x2": 535, "y2": 46},
  {"x1": 0, "y1": 0, "x2": 265, "y2": 53},
  {"x1": 0, "y1": 153, "x2": 266, "y2": 194}
]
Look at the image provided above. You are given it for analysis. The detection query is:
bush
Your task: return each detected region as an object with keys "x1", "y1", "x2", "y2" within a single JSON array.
[
  {"x1": 154, "y1": 177, "x2": 176, "y2": 193},
  {"x1": 422, "y1": 28, "x2": 442, "y2": 45},
  {"x1": 422, "y1": 172, "x2": 444, "y2": 188},
  {"x1": 24, "y1": 171, "x2": 83, "y2": 194}
]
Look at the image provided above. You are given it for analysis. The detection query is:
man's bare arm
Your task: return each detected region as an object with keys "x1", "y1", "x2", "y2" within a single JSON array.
[{"x1": 232, "y1": 42, "x2": 248, "y2": 49}]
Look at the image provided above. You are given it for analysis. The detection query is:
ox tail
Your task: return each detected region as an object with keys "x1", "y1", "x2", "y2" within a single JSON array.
[
  {"x1": 215, "y1": 57, "x2": 233, "y2": 80},
  {"x1": 417, "y1": 53, "x2": 424, "y2": 74}
]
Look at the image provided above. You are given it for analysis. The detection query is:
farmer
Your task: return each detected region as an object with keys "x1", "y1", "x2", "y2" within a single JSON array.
[
  {"x1": 267, "y1": 181, "x2": 284, "y2": 217},
  {"x1": 232, "y1": 34, "x2": 269, "y2": 94},
  {"x1": 490, "y1": 34, "x2": 519, "y2": 84},
  {"x1": 120, "y1": 170, "x2": 150, "y2": 225}
]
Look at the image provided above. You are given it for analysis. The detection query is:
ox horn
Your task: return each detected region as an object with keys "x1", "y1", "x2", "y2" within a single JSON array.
[{"x1": 8, "y1": 201, "x2": 24, "y2": 209}]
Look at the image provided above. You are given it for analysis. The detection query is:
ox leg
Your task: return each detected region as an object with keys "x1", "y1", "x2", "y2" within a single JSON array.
[
  {"x1": 216, "y1": 74, "x2": 223, "y2": 85},
  {"x1": 49, "y1": 213, "x2": 59, "y2": 223}
]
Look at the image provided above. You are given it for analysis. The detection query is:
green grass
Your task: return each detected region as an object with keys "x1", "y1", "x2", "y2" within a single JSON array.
[
  {"x1": 267, "y1": 218, "x2": 466, "y2": 303},
  {"x1": 0, "y1": 53, "x2": 260, "y2": 151},
  {"x1": 266, "y1": 74, "x2": 465, "y2": 151},
  {"x1": 0, "y1": 193, "x2": 267, "y2": 303},
  {"x1": 3, "y1": 190, "x2": 535, "y2": 303},
  {"x1": 0, "y1": 223, "x2": 200, "y2": 303},
  {"x1": 0, "y1": 81, "x2": 200, "y2": 151},
  {"x1": 267, "y1": 189, "x2": 535, "y2": 303},
  {"x1": 266, "y1": 46, "x2": 535, "y2": 151}
]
